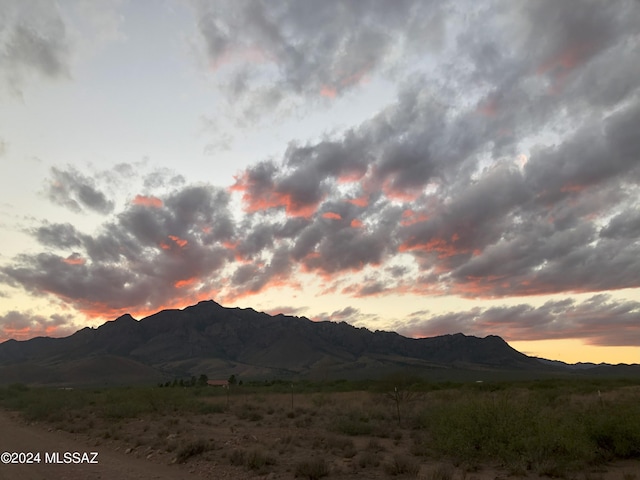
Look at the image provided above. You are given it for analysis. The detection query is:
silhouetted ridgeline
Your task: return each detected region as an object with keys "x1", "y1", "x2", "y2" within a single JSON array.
[{"x1": 0, "y1": 300, "x2": 637, "y2": 386}]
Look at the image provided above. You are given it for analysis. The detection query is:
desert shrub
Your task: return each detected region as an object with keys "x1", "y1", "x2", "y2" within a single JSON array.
[
  {"x1": 427, "y1": 465, "x2": 454, "y2": 480},
  {"x1": 415, "y1": 384, "x2": 640, "y2": 474},
  {"x1": 331, "y1": 409, "x2": 373, "y2": 436},
  {"x1": 245, "y1": 449, "x2": 277, "y2": 471},
  {"x1": 357, "y1": 451, "x2": 380, "y2": 468},
  {"x1": 295, "y1": 458, "x2": 330, "y2": 479},
  {"x1": 383, "y1": 454, "x2": 420, "y2": 477},
  {"x1": 175, "y1": 438, "x2": 209, "y2": 464},
  {"x1": 585, "y1": 401, "x2": 640, "y2": 459},
  {"x1": 316, "y1": 435, "x2": 356, "y2": 458},
  {"x1": 229, "y1": 449, "x2": 276, "y2": 471},
  {"x1": 229, "y1": 449, "x2": 246, "y2": 466},
  {"x1": 311, "y1": 393, "x2": 333, "y2": 408},
  {"x1": 196, "y1": 402, "x2": 226, "y2": 414},
  {"x1": 235, "y1": 402, "x2": 264, "y2": 421}
]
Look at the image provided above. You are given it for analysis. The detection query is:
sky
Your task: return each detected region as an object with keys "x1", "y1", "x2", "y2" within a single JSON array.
[{"x1": 0, "y1": 0, "x2": 639, "y2": 365}]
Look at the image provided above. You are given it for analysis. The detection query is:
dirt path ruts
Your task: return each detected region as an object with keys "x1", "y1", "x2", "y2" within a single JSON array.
[{"x1": 0, "y1": 410, "x2": 189, "y2": 480}]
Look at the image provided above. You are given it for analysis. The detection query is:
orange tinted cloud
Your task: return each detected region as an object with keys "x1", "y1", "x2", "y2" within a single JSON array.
[
  {"x1": 231, "y1": 173, "x2": 321, "y2": 218},
  {"x1": 319, "y1": 64, "x2": 371, "y2": 99},
  {"x1": 209, "y1": 46, "x2": 270, "y2": 72},
  {"x1": 63, "y1": 253, "x2": 86, "y2": 265},
  {"x1": 382, "y1": 180, "x2": 422, "y2": 202},
  {"x1": 399, "y1": 237, "x2": 463, "y2": 258},
  {"x1": 337, "y1": 167, "x2": 368, "y2": 183},
  {"x1": 175, "y1": 277, "x2": 198, "y2": 289},
  {"x1": 320, "y1": 86, "x2": 337, "y2": 98},
  {"x1": 168, "y1": 235, "x2": 188, "y2": 248},
  {"x1": 133, "y1": 195, "x2": 163, "y2": 208},
  {"x1": 477, "y1": 95, "x2": 498, "y2": 117},
  {"x1": 0, "y1": 324, "x2": 73, "y2": 343},
  {"x1": 537, "y1": 43, "x2": 593, "y2": 76},
  {"x1": 160, "y1": 235, "x2": 189, "y2": 251},
  {"x1": 560, "y1": 184, "x2": 586, "y2": 193},
  {"x1": 350, "y1": 219, "x2": 363, "y2": 228},
  {"x1": 65, "y1": 289, "x2": 220, "y2": 321},
  {"x1": 400, "y1": 209, "x2": 429, "y2": 226},
  {"x1": 340, "y1": 65, "x2": 371, "y2": 88},
  {"x1": 346, "y1": 195, "x2": 369, "y2": 207},
  {"x1": 221, "y1": 277, "x2": 301, "y2": 304},
  {"x1": 322, "y1": 212, "x2": 341, "y2": 220},
  {"x1": 537, "y1": 42, "x2": 598, "y2": 93}
]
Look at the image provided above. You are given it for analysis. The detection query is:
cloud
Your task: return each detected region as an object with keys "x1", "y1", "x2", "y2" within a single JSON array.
[
  {"x1": 263, "y1": 305, "x2": 308, "y2": 317},
  {"x1": 398, "y1": 295, "x2": 640, "y2": 347},
  {"x1": 3, "y1": 185, "x2": 237, "y2": 318},
  {"x1": 2, "y1": 0, "x2": 640, "y2": 349},
  {"x1": 45, "y1": 166, "x2": 114, "y2": 214},
  {"x1": 21, "y1": 37, "x2": 639, "y2": 314},
  {"x1": 313, "y1": 306, "x2": 379, "y2": 327},
  {"x1": 0, "y1": 310, "x2": 76, "y2": 342},
  {"x1": 191, "y1": 0, "x2": 446, "y2": 123},
  {"x1": 34, "y1": 222, "x2": 83, "y2": 249},
  {"x1": 0, "y1": 0, "x2": 71, "y2": 96},
  {"x1": 42, "y1": 163, "x2": 189, "y2": 215}
]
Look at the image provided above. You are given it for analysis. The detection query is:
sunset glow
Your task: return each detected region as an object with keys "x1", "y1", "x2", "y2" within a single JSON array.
[{"x1": 0, "y1": 0, "x2": 639, "y2": 364}]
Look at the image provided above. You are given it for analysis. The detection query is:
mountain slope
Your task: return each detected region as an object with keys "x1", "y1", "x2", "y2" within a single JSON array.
[{"x1": 0, "y1": 300, "x2": 553, "y2": 386}]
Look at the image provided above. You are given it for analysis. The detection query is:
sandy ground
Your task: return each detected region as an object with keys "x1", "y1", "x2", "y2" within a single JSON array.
[{"x1": 0, "y1": 410, "x2": 190, "y2": 480}]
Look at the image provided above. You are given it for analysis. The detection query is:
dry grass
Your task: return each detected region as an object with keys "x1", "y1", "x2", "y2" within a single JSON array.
[{"x1": 1, "y1": 379, "x2": 639, "y2": 479}]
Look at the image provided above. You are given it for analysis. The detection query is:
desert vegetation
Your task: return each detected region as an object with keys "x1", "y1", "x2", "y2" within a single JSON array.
[{"x1": 1, "y1": 377, "x2": 639, "y2": 478}]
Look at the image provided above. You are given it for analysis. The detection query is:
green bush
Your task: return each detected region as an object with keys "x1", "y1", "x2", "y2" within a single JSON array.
[{"x1": 586, "y1": 403, "x2": 640, "y2": 459}]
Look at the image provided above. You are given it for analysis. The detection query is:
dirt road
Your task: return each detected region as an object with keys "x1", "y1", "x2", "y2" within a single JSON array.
[{"x1": 0, "y1": 410, "x2": 190, "y2": 480}]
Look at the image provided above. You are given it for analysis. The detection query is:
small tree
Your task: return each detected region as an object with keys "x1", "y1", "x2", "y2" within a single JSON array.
[
  {"x1": 383, "y1": 374, "x2": 419, "y2": 426},
  {"x1": 228, "y1": 374, "x2": 237, "y2": 386},
  {"x1": 197, "y1": 374, "x2": 208, "y2": 387}
]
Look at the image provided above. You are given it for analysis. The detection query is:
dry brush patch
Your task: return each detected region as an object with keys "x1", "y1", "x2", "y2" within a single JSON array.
[{"x1": 0, "y1": 379, "x2": 639, "y2": 478}]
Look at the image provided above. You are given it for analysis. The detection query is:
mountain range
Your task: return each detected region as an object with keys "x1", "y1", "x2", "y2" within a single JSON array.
[{"x1": 0, "y1": 300, "x2": 637, "y2": 386}]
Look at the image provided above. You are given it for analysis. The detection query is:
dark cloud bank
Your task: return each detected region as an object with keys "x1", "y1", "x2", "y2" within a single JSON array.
[
  {"x1": 2, "y1": 0, "x2": 640, "y2": 346},
  {"x1": 399, "y1": 295, "x2": 640, "y2": 347}
]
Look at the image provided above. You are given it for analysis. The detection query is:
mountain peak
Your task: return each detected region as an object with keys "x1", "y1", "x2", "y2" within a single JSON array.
[
  {"x1": 0, "y1": 300, "x2": 565, "y2": 386},
  {"x1": 114, "y1": 313, "x2": 137, "y2": 323}
]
